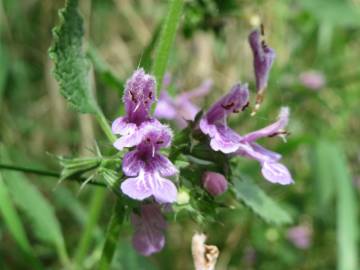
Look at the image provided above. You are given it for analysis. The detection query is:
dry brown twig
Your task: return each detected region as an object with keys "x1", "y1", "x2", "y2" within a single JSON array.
[{"x1": 192, "y1": 233, "x2": 220, "y2": 270}]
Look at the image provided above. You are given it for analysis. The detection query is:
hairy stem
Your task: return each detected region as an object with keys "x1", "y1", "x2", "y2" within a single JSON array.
[
  {"x1": 72, "y1": 110, "x2": 116, "y2": 267},
  {"x1": 95, "y1": 110, "x2": 117, "y2": 143},
  {"x1": 0, "y1": 164, "x2": 105, "y2": 187}
]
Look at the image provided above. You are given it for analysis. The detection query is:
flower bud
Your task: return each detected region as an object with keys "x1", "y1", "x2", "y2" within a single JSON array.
[{"x1": 202, "y1": 172, "x2": 228, "y2": 196}]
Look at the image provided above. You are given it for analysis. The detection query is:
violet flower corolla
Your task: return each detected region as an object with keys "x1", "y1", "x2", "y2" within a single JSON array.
[
  {"x1": 154, "y1": 74, "x2": 213, "y2": 128},
  {"x1": 287, "y1": 224, "x2": 312, "y2": 249},
  {"x1": 249, "y1": 29, "x2": 276, "y2": 111},
  {"x1": 199, "y1": 83, "x2": 250, "y2": 154},
  {"x1": 131, "y1": 204, "x2": 167, "y2": 256},
  {"x1": 120, "y1": 123, "x2": 178, "y2": 203},
  {"x1": 199, "y1": 84, "x2": 293, "y2": 185},
  {"x1": 235, "y1": 107, "x2": 293, "y2": 185},
  {"x1": 112, "y1": 68, "x2": 160, "y2": 150}
]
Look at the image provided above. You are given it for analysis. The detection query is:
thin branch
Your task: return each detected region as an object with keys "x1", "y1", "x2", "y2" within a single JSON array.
[{"x1": 0, "y1": 164, "x2": 106, "y2": 187}]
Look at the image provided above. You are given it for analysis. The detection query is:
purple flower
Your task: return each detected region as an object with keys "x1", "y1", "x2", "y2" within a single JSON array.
[
  {"x1": 199, "y1": 83, "x2": 249, "y2": 153},
  {"x1": 199, "y1": 84, "x2": 293, "y2": 184},
  {"x1": 112, "y1": 69, "x2": 160, "y2": 150},
  {"x1": 287, "y1": 224, "x2": 312, "y2": 249},
  {"x1": 248, "y1": 29, "x2": 276, "y2": 109},
  {"x1": 131, "y1": 204, "x2": 167, "y2": 256},
  {"x1": 154, "y1": 75, "x2": 213, "y2": 128},
  {"x1": 299, "y1": 70, "x2": 326, "y2": 90},
  {"x1": 120, "y1": 123, "x2": 178, "y2": 203},
  {"x1": 236, "y1": 107, "x2": 294, "y2": 185},
  {"x1": 202, "y1": 171, "x2": 228, "y2": 196}
]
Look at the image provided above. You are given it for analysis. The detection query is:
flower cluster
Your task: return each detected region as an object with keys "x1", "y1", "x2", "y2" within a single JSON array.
[
  {"x1": 112, "y1": 28, "x2": 294, "y2": 256},
  {"x1": 112, "y1": 69, "x2": 178, "y2": 255},
  {"x1": 198, "y1": 29, "x2": 293, "y2": 185}
]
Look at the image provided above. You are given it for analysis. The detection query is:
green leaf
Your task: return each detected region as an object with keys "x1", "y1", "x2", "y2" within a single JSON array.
[
  {"x1": 233, "y1": 177, "x2": 292, "y2": 225},
  {"x1": 329, "y1": 144, "x2": 358, "y2": 270},
  {"x1": 313, "y1": 141, "x2": 336, "y2": 210},
  {"x1": 4, "y1": 172, "x2": 69, "y2": 264},
  {"x1": 0, "y1": 149, "x2": 69, "y2": 264},
  {"x1": 0, "y1": 175, "x2": 44, "y2": 270},
  {"x1": 49, "y1": 0, "x2": 97, "y2": 113},
  {"x1": 151, "y1": 0, "x2": 184, "y2": 90}
]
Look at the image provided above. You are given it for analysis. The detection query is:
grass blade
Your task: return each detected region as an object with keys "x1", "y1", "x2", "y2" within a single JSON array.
[
  {"x1": 151, "y1": 0, "x2": 184, "y2": 90},
  {"x1": 0, "y1": 175, "x2": 44, "y2": 270}
]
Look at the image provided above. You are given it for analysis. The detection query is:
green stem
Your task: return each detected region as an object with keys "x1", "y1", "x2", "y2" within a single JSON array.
[
  {"x1": 98, "y1": 200, "x2": 125, "y2": 270},
  {"x1": 0, "y1": 164, "x2": 106, "y2": 187},
  {"x1": 151, "y1": 0, "x2": 184, "y2": 91},
  {"x1": 72, "y1": 110, "x2": 116, "y2": 267},
  {"x1": 74, "y1": 188, "x2": 107, "y2": 268},
  {"x1": 95, "y1": 110, "x2": 117, "y2": 143}
]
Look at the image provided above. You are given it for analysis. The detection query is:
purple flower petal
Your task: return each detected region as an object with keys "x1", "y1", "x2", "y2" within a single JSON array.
[
  {"x1": 261, "y1": 161, "x2": 294, "y2": 185},
  {"x1": 154, "y1": 78, "x2": 213, "y2": 128},
  {"x1": 131, "y1": 204, "x2": 167, "y2": 256},
  {"x1": 199, "y1": 83, "x2": 249, "y2": 153},
  {"x1": 179, "y1": 79, "x2": 213, "y2": 100},
  {"x1": 111, "y1": 117, "x2": 136, "y2": 135},
  {"x1": 124, "y1": 68, "x2": 156, "y2": 125},
  {"x1": 121, "y1": 172, "x2": 153, "y2": 201},
  {"x1": 204, "y1": 83, "x2": 249, "y2": 124},
  {"x1": 138, "y1": 122, "x2": 173, "y2": 150},
  {"x1": 248, "y1": 29, "x2": 276, "y2": 95},
  {"x1": 121, "y1": 170, "x2": 177, "y2": 203},
  {"x1": 152, "y1": 155, "x2": 178, "y2": 177},
  {"x1": 200, "y1": 119, "x2": 242, "y2": 153},
  {"x1": 112, "y1": 69, "x2": 159, "y2": 151},
  {"x1": 123, "y1": 150, "x2": 145, "y2": 177},
  {"x1": 242, "y1": 107, "x2": 289, "y2": 142},
  {"x1": 121, "y1": 124, "x2": 178, "y2": 202},
  {"x1": 175, "y1": 98, "x2": 199, "y2": 121},
  {"x1": 113, "y1": 131, "x2": 143, "y2": 151},
  {"x1": 236, "y1": 142, "x2": 278, "y2": 163},
  {"x1": 154, "y1": 92, "x2": 177, "y2": 120},
  {"x1": 250, "y1": 143, "x2": 282, "y2": 161},
  {"x1": 236, "y1": 143, "x2": 293, "y2": 185},
  {"x1": 151, "y1": 172, "x2": 178, "y2": 203},
  {"x1": 132, "y1": 227, "x2": 165, "y2": 256}
]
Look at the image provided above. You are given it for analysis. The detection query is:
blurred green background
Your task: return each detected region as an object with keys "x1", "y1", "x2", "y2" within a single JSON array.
[{"x1": 1, "y1": 0, "x2": 360, "y2": 269}]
